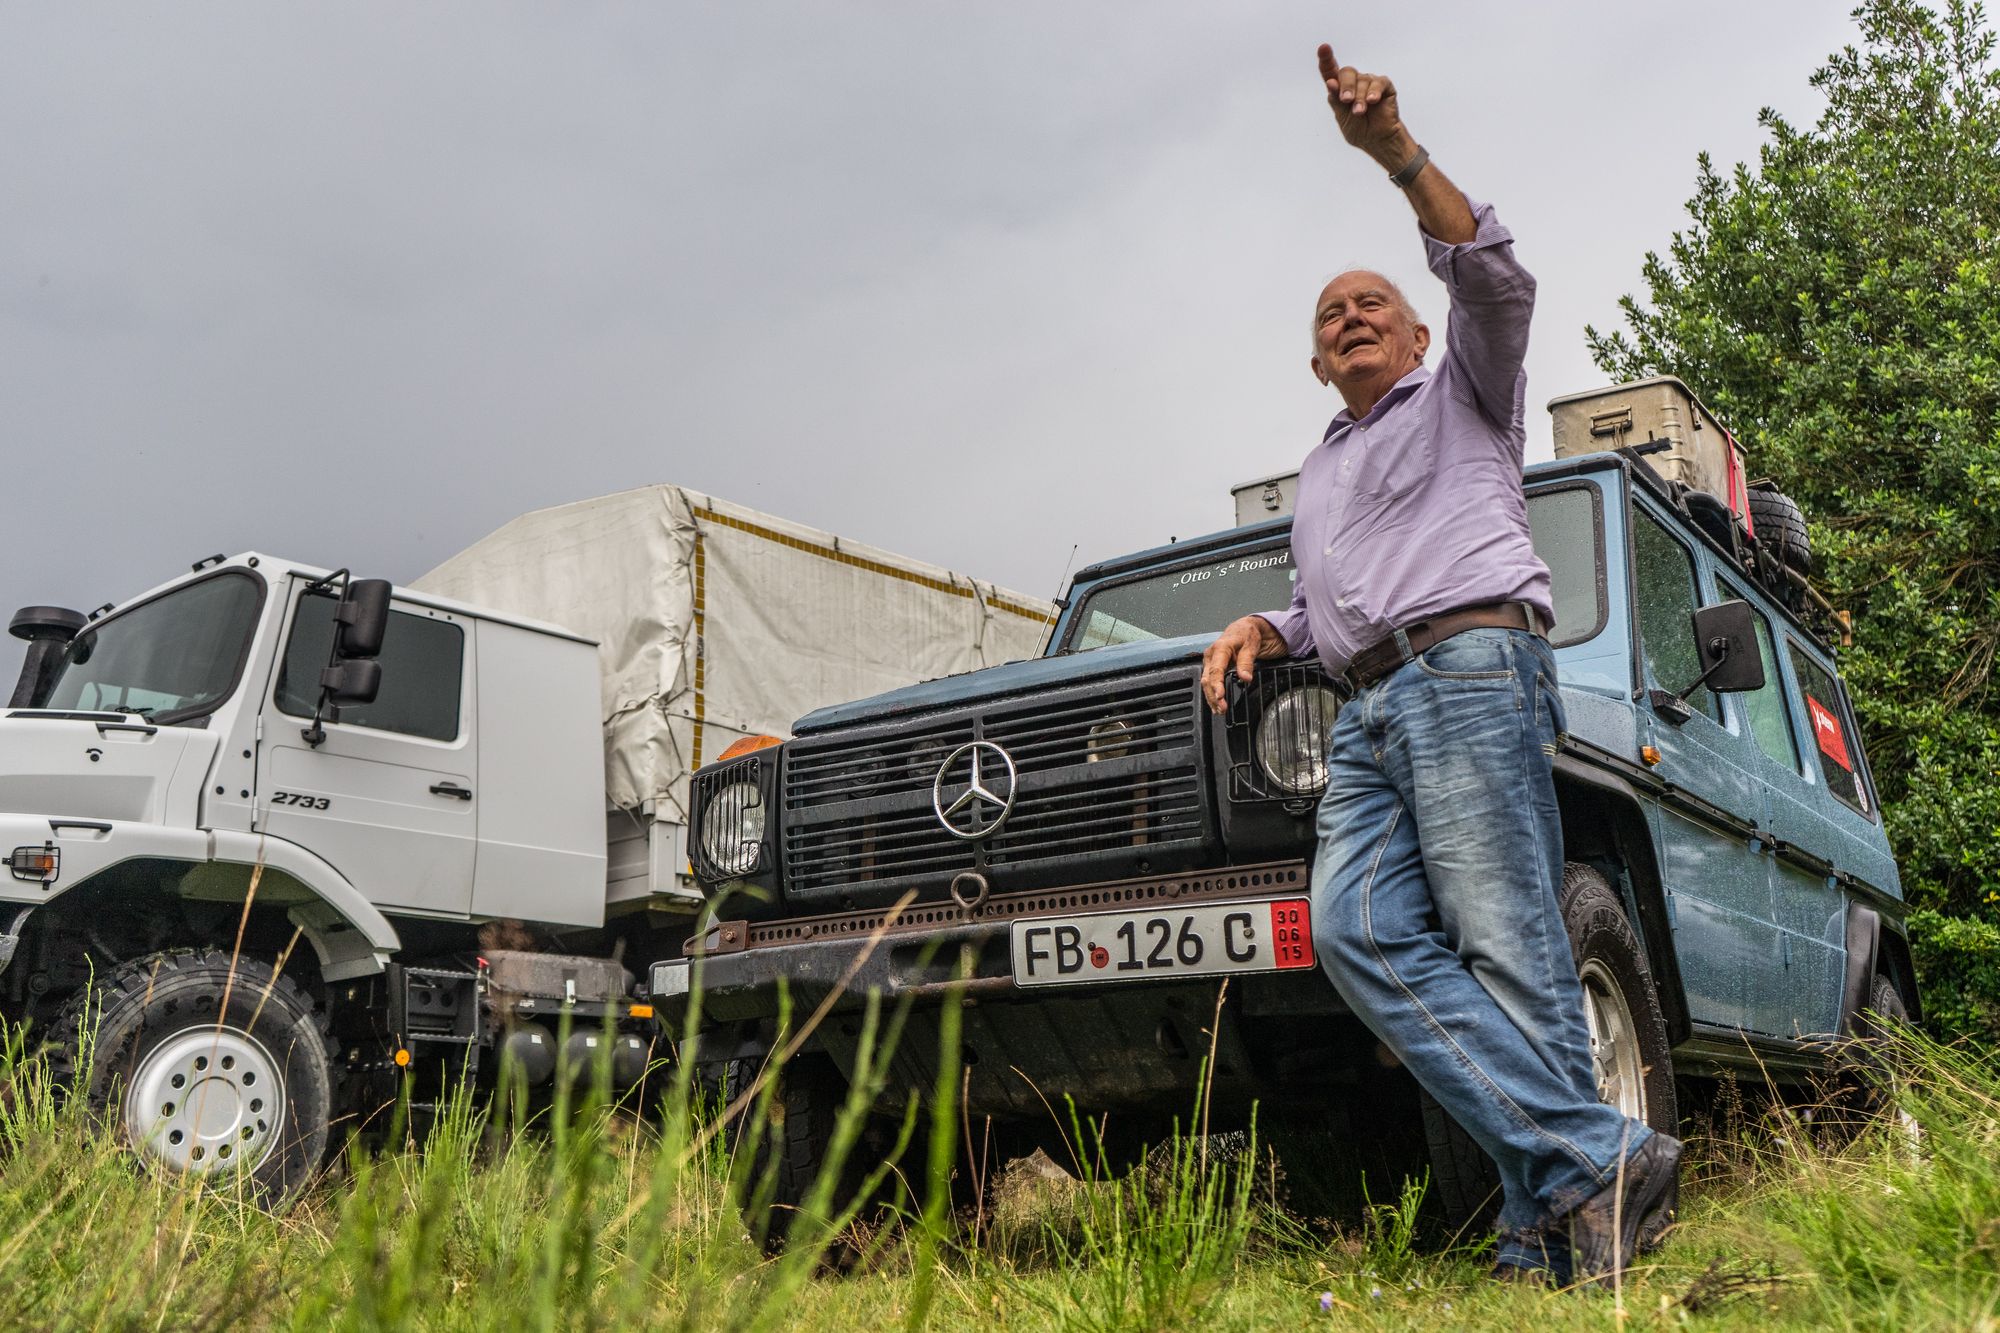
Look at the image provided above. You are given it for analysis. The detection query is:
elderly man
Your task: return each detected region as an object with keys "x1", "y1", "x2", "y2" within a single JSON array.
[{"x1": 1200, "y1": 46, "x2": 1680, "y2": 1286}]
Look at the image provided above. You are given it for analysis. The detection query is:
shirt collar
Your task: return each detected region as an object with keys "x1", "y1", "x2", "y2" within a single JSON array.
[{"x1": 1324, "y1": 364, "x2": 1431, "y2": 442}]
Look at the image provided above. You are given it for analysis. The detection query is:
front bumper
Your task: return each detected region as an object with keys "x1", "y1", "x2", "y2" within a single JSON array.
[{"x1": 647, "y1": 861, "x2": 1367, "y2": 1119}]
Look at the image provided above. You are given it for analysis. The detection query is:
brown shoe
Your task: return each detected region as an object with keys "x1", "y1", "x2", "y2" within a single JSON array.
[{"x1": 1567, "y1": 1132, "x2": 1683, "y2": 1286}]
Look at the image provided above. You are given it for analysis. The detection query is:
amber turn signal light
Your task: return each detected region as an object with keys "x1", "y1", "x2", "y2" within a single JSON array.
[
  {"x1": 1641, "y1": 746, "x2": 1662, "y2": 767},
  {"x1": 8, "y1": 843, "x2": 58, "y2": 884},
  {"x1": 714, "y1": 734, "x2": 782, "y2": 763}
]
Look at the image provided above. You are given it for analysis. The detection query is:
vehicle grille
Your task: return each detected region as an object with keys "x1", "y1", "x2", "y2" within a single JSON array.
[{"x1": 782, "y1": 670, "x2": 1210, "y2": 901}]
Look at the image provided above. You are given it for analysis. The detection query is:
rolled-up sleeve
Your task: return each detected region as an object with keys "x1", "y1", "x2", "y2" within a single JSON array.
[
  {"x1": 1257, "y1": 577, "x2": 1316, "y2": 659},
  {"x1": 1424, "y1": 199, "x2": 1535, "y2": 433}
]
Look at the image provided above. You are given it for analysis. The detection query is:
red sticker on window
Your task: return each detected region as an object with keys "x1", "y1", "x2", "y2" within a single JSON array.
[{"x1": 1807, "y1": 696, "x2": 1852, "y2": 771}]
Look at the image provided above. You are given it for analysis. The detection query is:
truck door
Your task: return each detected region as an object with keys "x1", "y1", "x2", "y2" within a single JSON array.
[
  {"x1": 1628, "y1": 504, "x2": 1784, "y2": 1036},
  {"x1": 1715, "y1": 577, "x2": 1846, "y2": 1039},
  {"x1": 257, "y1": 581, "x2": 478, "y2": 917}
]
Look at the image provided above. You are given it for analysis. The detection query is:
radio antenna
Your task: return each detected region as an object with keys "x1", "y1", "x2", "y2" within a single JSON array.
[{"x1": 1040, "y1": 543, "x2": 1079, "y2": 655}]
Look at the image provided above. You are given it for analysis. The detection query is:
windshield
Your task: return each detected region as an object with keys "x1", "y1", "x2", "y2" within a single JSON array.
[
  {"x1": 1065, "y1": 544, "x2": 1296, "y2": 652},
  {"x1": 1062, "y1": 486, "x2": 1606, "y2": 656},
  {"x1": 41, "y1": 572, "x2": 263, "y2": 722}
]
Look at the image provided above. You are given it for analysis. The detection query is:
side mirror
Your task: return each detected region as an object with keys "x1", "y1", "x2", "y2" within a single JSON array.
[
  {"x1": 1650, "y1": 599, "x2": 1766, "y2": 725},
  {"x1": 302, "y1": 573, "x2": 392, "y2": 745},
  {"x1": 335, "y1": 579, "x2": 392, "y2": 659},
  {"x1": 320, "y1": 658, "x2": 382, "y2": 705},
  {"x1": 1691, "y1": 600, "x2": 1766, "y2": 694}
]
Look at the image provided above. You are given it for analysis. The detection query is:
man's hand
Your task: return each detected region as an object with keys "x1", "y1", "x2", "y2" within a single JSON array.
[
  {"x1": 1200, "y1": 615, "x2": 1289, "y2": 714},
  {"x1": 1318, "y1": 44, "x2": 1414, "y2": 170}
]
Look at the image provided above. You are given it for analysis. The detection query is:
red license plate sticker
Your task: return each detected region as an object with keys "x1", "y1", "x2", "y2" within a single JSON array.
[{"x1": 1270, "y1": 899, "x2": 1315, "y2": 969}]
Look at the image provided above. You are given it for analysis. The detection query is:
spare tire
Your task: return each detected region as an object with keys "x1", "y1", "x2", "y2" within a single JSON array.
[{"x1": 1748, "y1": 484, "x2": 1812, "y2": 578}]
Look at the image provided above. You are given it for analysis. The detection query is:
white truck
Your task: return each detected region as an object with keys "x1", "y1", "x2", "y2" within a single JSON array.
[{"x1": 0, "y1": 484, "x2": 1051, "y2": 1197}]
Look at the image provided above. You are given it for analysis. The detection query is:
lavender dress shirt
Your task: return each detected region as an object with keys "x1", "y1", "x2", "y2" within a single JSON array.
[{"x1": 1260, "y1": 199, "x2": 1554, "y2": 674}]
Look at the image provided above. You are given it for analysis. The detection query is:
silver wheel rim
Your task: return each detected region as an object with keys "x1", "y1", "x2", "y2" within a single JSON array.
[
  {"x1": 1578, "y1": 959, "x2": 1647, "y2": 1121},
  {"x1": 124, "y1": 1025, "x2": 285, "y2": 1175}
]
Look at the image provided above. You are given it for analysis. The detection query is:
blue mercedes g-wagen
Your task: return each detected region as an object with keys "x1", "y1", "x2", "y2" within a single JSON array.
[{"x1": 655, "y1": 415, "x2": 1916, "y2": 1230}]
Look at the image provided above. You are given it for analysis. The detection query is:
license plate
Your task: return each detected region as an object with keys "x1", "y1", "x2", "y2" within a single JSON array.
[{"x1": 1010, "y1": 898, "x2": 1315, "y2": 987}]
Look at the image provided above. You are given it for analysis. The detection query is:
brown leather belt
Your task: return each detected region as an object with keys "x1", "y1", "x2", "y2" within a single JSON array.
[{"x1": 1338, "y1": 601, "x2": 1546, "y2": 694}]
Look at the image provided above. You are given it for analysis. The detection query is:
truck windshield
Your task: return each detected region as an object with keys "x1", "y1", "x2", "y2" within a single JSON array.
[
  {"x1": 40, "y1": 572, "x2": 263, "y2": 722},
  {"x1": 1065, "y1": 544, "x2": 1296, "y2": 651}
]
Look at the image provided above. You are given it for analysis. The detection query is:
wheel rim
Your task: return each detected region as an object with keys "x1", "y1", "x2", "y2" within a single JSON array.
[
  {"x1": 1577, "y1": 959, "x2": 1647, "y2": 1122},
  {"x1": 124, "y1": 1025, "x2": 286, "y2": 1175}
]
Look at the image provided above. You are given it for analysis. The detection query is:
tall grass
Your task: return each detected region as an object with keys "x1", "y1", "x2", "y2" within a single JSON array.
[{"x1": 3, "y1": 1008, "x2": 1996, "y2": 1331}]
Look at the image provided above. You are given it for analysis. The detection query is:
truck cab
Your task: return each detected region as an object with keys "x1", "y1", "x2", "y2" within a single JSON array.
[
  {"x1": 665, "y1": 444, "x2": 1916, "y2": 1229},
  {"x1": 0, "y1": 556, "x2": 641, "y2": 1197}
]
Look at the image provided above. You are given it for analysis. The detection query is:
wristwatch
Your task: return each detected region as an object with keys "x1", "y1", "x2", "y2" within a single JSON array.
[{"x1": 1388, "y1": 144, "x2": 1429, "y2": 189}]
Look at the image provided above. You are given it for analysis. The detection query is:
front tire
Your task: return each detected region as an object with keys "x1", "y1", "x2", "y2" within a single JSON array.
[
  {"x1": 1424, "y1": 863, "x2": 1678, "y2": 1232},
  {"x1": 50, "y1": 949, "x2": 333, "y2": 1203}
]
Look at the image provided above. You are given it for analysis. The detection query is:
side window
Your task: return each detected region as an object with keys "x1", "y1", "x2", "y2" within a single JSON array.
[
  {"x1": 1629, "y1": 508, "x2": 1718, "y2": 720},
  {"x1": 1787, "y1": 642, "x2": 1873, "y2": 816},
  {"x1": 1526, "y1": 486, "x2": 1608, "y2": 648},
  {"x1": 1717, "y1": 579, "x2": 1799, "y2": 771},
  {"x1": 275, "y1": 592, "x2": 465, "y2": 742}
]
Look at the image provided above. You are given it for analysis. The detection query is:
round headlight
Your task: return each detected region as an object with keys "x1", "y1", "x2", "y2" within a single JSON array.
[
  {"x1": 699, "y1": 780, "x2": 766, "y2": 877},
  {"x1": 1254, "y1": 684, "x2": 1339, "y2": 796}
]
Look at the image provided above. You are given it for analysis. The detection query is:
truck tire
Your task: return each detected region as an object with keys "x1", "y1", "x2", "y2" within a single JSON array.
[
  {"x1": 49, "y1": 949, "x2": 333, "y2": 1204},
  {"x1": 1423, "y1": 864, "x2": 1678, "y2": 1240},
  {"x1": 1747, "y1": 484, "x2": 1813, "y2": 578},
  {"x1": 1748, "y1": 484, "x2": 1812, "y2": 611},
  {"x1": 1265, "y1": 1067, "x2": 1434, "y2": 1229},
  {"x1": 728, "y1": 1052, "x2": 912, "y2": 1256}
]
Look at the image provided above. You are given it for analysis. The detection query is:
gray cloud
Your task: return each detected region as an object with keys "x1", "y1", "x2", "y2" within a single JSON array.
[{"x1": 1, "y1": 1, "x2": 1857, "y2": 682}]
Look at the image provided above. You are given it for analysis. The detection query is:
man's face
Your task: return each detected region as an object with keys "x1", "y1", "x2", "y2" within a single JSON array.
[{"x1": 1310, "y1": 271, "x2": 1429, "y2": 392}]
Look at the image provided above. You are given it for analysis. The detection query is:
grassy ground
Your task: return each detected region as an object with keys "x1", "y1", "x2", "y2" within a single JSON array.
[{"x1": 3, "y1": 1021, "x2": 1998, "y2": 1332}]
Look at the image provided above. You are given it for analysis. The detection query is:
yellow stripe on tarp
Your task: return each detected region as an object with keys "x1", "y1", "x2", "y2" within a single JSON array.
[{"x1": 691, "y1": 507, "x2": 1054, "y2": 624}]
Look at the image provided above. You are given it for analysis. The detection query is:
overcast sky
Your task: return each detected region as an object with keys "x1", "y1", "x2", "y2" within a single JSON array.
[{"x1": 2, "y1": 2, "x2": 1861, "y2": 680}]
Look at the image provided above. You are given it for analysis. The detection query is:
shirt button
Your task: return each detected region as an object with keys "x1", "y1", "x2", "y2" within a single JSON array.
[
  {"x1": 1323, "y1": 545, "x2": 1332, "y2": 556},
  {"x1": 1342, "y1": 459, "x2": 1351, "y2": 470},
  {"x1": 1336, "y1": 597, "x2": 1347, "y2": 608}
]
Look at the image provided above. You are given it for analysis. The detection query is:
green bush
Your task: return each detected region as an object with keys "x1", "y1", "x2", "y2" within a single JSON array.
[{"x1": 1587, "y1": 0, "x2": 2000, "y2": 1041}]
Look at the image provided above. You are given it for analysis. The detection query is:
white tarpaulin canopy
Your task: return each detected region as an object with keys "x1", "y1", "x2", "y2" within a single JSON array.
[{"x1": 414, "y1": 486, "x2": 1054, "y2": 820}]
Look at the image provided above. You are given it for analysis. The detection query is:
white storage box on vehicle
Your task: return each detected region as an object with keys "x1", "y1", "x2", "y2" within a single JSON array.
[
  {"x1": 1548, "y1": 376, "x2": 1750, "y2": 519},
  {"x1": 415, "y1": 486, "x2": 1055, "y2": 905},
  {"x1": 1231, "y1": 470, "x2": 1301, "y2": 526}
]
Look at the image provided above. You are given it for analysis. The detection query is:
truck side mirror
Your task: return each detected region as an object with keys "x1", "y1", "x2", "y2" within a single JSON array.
[
  {"x1": 1650, "y1": 599, "x2": 1765, "y2": 725},
  {"x1": 320, "y1": 658, "x2": 382, "y2": 705},
  {"x1": 336, "y1": 580, "x2": 392, "y2": 658},
  {"x1": 1691, "y1": 600, "x2": 1766, "y2": 694},
  {"x1": 302, "y1": 573, "x2": 393, "y2": 746}
]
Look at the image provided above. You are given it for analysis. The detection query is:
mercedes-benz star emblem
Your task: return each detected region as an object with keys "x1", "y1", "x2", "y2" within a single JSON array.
[{"x1": 931, "y1": 741, "x2": 1018, "y2": 841}]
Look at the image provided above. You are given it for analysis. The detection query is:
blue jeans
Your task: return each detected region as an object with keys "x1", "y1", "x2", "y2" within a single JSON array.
[{"x1": 1309, "y1": 627, "x2": 1648, "y2": 1245}]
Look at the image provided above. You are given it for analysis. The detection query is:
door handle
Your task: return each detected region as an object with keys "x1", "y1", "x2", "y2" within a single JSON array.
[{"x1": 429, "y1": 782, "x2": 473, "y2": 801}]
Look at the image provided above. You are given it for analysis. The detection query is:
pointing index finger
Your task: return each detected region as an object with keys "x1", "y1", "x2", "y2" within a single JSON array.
[{"x1": 1317, "y1": 44, "x2": 1338, "y2": 85}]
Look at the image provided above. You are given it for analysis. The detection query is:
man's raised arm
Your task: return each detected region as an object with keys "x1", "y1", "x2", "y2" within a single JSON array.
[
  {"x1": 1318, "y1": 45, "x2": 1474, "y2": 244},
  {"x1": 1320, "y1": 44, "x2": 1534, "y2": 430}
]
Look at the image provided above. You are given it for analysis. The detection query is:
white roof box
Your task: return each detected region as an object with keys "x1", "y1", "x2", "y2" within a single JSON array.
[
  {"x1": 1548, "y1": 376, "x2": 1750, "y2": 517},
  {"x1": 1231, "y1": 469, "x2": 1300, "y2": 526}
]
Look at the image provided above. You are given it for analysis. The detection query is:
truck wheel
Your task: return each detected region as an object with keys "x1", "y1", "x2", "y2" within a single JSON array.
[
  {"x1": 1423, "y1": 864, "x2": 1678, "y2": 1237},
  {"x1": 728, "y1": 1053, "x2": 908, "y2": 1256},
  {"x1": 1266, "y1": 1069, "x2": 1434, "y2": 1228},
  {"x1": 49, "y1": 949, "x2": 333, "y2": 1204}
]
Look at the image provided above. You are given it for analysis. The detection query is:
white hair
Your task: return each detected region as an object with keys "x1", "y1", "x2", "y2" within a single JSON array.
[{"x1": 1310, "y1": 268, "x2": 1423, "y2": 352}]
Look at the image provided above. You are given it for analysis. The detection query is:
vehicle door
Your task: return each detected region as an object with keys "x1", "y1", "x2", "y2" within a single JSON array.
[
  {"x1": 1714, "y1": 575, "x2": 1844, "y2": 1038},
  {"x1": 1627, "y1": 500, "x2": 1783, "y2": 1034},
  {"x1": 257, "y1": 580, "x2": 478, "y2": 917},
  {"x1": 1778, "y1": 640, "x2": 1890, "y2": 1028}
]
